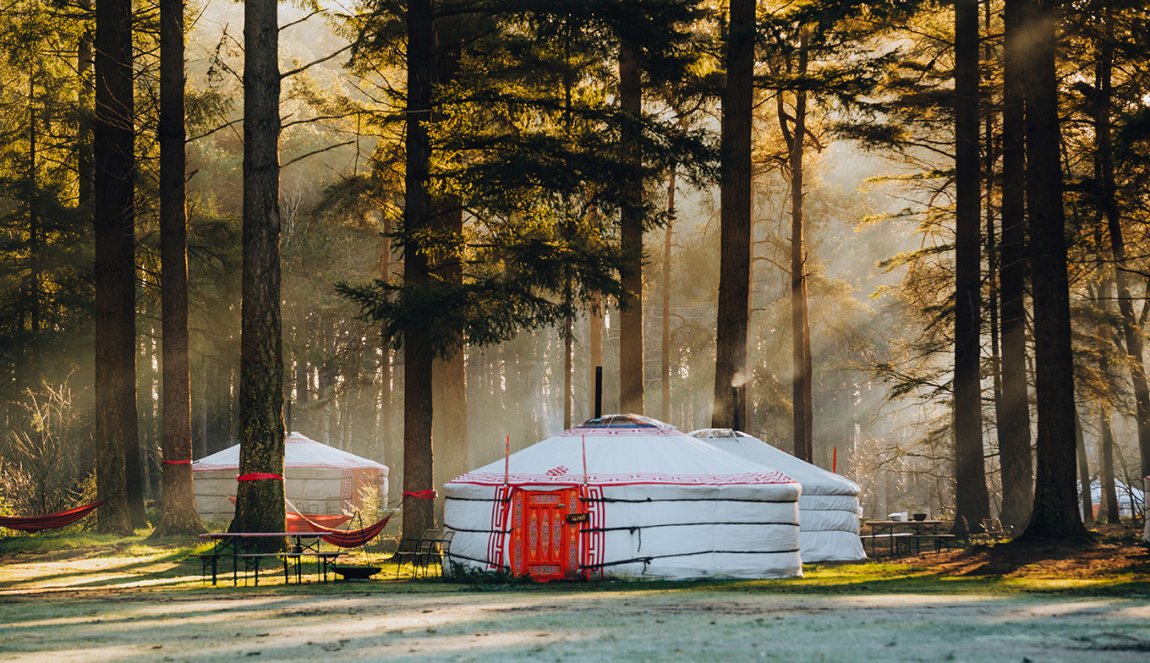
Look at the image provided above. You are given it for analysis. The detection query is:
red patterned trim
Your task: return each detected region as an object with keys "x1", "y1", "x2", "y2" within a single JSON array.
[
  {"x1": 236, "y1": 472, "x2": 284, "y2": 481},
  {"x1": 560, "y1": 427, "x2": 677, "y2": 437},
  {"x1": 453, "y1": 470, "x2": 796, "y2": 487}
]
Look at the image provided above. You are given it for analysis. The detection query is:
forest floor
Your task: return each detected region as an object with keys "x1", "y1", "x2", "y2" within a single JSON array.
[{"x1": 0, "y1": 528, "x2": 1147, "y2": 662}]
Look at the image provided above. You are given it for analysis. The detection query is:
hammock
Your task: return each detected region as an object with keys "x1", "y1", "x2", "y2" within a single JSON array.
[
  {"x1": 0, "y1": 501, "x2": 104, "y2": 533},
  {"x1": 292, "y1": 510, "x2": 396, "y2": 549},
  {"x1": 227, "y1": 496, "x2": 352, "y2": 533},
  {"x1": 286, "y1": 511, "x2": 350, "y2": 533}
]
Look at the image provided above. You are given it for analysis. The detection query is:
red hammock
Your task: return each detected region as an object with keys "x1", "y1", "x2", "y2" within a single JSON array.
[
  {"x1": 0, "y1": 501, "x2": 104, "y2": 533},
  {"x1": 294, "y1": 511, "x2": 396, "y2": 548}
]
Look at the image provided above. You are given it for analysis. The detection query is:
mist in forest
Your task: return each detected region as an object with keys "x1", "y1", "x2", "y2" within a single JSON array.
[{"x1": 3, "y1": 0, "x2": 1146, "y2": 529}]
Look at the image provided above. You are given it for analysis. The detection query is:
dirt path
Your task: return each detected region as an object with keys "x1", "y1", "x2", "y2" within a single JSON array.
[{"x1": 1, "y1": 587, "x2": 1148, "y2": 662}]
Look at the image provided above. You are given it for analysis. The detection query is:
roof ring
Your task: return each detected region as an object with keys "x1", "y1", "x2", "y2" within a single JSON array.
[{"x1": 578, "y1": 413, "x2": 661, "y2": 429}]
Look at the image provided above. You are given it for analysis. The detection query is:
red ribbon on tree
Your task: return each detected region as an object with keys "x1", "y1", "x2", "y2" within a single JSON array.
[
  {"x1": 162, "y1": 459, "x2": 193, "y2": 465},
  {"x1": 236, "y1": 472, "x2": 284, "y2": 481},
  {"x1": 403, "y1": 489, "x2": 437, "y2": 500}
]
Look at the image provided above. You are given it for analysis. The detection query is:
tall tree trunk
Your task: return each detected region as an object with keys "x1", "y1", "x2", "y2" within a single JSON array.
[
  {"x1": 998, "y1": 0, "x2": 1034, "y2": 529},
  {"x1": 662, "y1": 167, "x2": 675, "y2": 423},
  {"x1": 782, "y1": 33, "x2": 813, "y2": 461},
  {"x1": 712, "y1": 0, "x2": 754, "y2": 428},
  {"x1": 377, "y1": 217, "x2": 396, "y2": 490},
  {"x1": 952, "y1": 0, "x2": 991, "y2": 535},
  {"x1": 985, "y1": 0, "x2": 1007, "y2": 524},
  {"x1": 1098, "y1": 397, "x2": 1120, "y2": 523},
  {"x1": 1095, "y1": 4, "x2": 1150, "y2": 483},
  {"x1": 77, "y1": 1, "x2": 94, "y2": 206},
  {"x1": 232, "y1": 0, "x2": 285, "y2": 541},
  {"x1": 1019, "y1": 0, "x2": 1087, "y2": 541},
  {"x1": 93, "y1": 0, "x2": 137, "y2": 534},
  {"x1": 1075, "y1": 410, "x2": 1093, "y2": 523},
  {"x1": 400, "y1": 0, "x2": 436, "y2": 548},
  {"x1": 618, "y1": 39, "x2": 644, "y2": 415},
  {"x1": 155, "y1": 0, "x2": 202, "y2": 535}
]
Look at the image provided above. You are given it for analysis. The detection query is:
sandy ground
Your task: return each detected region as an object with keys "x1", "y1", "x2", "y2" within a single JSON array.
[{"x1": 1, "y1": 586, "x2": 1149, "y2": 662}]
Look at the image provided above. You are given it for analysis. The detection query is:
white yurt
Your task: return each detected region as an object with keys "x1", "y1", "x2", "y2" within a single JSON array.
[
  {"x1": 1081, "y1": 478, "x2": 1146, "y2": 518},
  {"x1": 691, "y1": 429, "x2": 865, "y2": 562},
  {"x1": 443, "y1": 415, "x2": 802, "y2": 581},
  {"x1": 193, "y1": 431, "x2": 388, "y2": 521}
]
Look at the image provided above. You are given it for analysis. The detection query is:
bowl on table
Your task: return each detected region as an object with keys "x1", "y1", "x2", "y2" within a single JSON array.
[{"x1": 912, "y1": 513, "x2": 928, "y2": 521}]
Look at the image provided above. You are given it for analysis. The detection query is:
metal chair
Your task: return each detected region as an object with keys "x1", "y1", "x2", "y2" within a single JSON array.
[{"x1": 393, "y1": 528, "x2": 440, "y2": 579}]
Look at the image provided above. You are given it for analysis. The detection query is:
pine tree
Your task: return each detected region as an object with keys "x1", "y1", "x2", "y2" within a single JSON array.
[
  {"x1": 156, "y1": 0, "x2": 202, "y2": 534},
  {"x1": 232, "y1": 0, "x2": 286, "y2": 540},
  {"x1": 93, "y1": 0, "x2": 139, "y2": 533}
]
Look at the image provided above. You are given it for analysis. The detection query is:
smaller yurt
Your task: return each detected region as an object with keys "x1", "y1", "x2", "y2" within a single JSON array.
[
  {"x1": 1082, "y1": 479, "x2": 1146, "y2": 518},
  {"x1": 193, "y1": 432, "x2": 388, "y2": 521},
  {"x1": 444, "y1": 415, "x2": 802, "y2": 581},
  {"x1": 691, "y1": 429, "x2": 865, "y2": 562}
]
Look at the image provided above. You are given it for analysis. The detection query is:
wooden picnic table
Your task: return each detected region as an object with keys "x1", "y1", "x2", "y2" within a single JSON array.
[
  {"x1": 197, "y1": 532, "x2": 341, "y2": 586},
  {"x1": 862, "y1": 520, "x2": 953, "y2": 558}
]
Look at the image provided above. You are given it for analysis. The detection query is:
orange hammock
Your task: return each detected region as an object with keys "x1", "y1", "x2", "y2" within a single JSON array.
[{"x1": 0, "y1": 501, "x2": 104, "y2": 533}]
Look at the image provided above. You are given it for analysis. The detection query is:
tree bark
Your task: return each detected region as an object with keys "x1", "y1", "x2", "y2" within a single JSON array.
[
  {"x1": 618, "y1": 39, "x2": 644, "y2": 415},
  {"x1": 1019, "y1": 0, "x2": 1087, "y2": 541},
  {"x1": 400, "y1": 0, "x2": 436, "y2": 549},
  {"x1": 712, "y1": 0, "x2": 754, "y2": 428},
  {"x1": 952, "y1": 0, "x2": 991, "y2": 535},
  {"x1": 998, "y1": 0, "x2": 1034, "y2": 529},
  {"x1": 93, "y1": 0, "x2": 137, "y2": 534},
  {"x1": 232, "y1": 0, "x2": 286, "y2": 543},
  {"x1": 155, "y1": 0, "x2": 202, "y2": 535}
]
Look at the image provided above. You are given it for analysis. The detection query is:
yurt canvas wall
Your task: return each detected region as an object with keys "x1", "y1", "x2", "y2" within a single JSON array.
[
  {"x1": 193, "y1": 432, "x2": 388, "y2": 521},
  {"x1": 691, "y1": 428, "x2": 865, "y2": 562},
  {"x1": 444, "y1": 415, "x2": 802, "y2": 581}
]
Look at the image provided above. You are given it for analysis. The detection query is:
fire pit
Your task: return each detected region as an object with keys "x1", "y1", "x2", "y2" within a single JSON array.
[{"x1": 332, "y1": 565, "x2": 382, "y2": 581}]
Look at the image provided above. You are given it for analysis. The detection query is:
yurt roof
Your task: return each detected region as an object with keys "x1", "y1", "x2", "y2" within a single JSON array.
[
  {"x1": 690, "y1": 428, "x2": 859, "y2": 496},
  {"x1": 193, "y1": 432, "x2": 387, "y2": 472},
  {"x1": 449, "y1": 415, "x2": 795, "y2": 488}
]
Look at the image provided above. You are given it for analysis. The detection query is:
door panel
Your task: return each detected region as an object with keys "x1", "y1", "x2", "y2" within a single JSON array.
[{"x1": 510, "y1": 488, "x2": 580, "y2": 581}]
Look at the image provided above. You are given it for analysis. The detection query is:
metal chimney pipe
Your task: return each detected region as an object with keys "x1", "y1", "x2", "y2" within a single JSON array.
[
  {"x1": 731, "y1": 386, "x2": 740, "y2": 431},
  {"x1": 594, "y1": 366, "x2": 603, "y2": 418}
]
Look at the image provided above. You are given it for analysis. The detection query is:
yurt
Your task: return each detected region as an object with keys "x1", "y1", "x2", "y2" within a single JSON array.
[
  {"x1": 443, "y1": 415, "x2": 802, "y2": 581},
  {"x1": 691, "y1": 428, "x2": 865, "y2": 562},
  {"x1": 193, "y1": 432, "x2": 388, "y2": 521}
]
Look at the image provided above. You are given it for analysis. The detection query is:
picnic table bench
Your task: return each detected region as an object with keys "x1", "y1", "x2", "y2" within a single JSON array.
[
  {"x1": 196, "y1": 532, "x2": 342, "y2": 586},
  {"x1": 862, "y1": 520, "x2": 956, "y2": 557}
]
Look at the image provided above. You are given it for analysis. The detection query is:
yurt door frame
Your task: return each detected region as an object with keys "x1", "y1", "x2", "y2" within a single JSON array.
[{"x1": 509, "y1": 488, "x2": 582, "y2": 581}]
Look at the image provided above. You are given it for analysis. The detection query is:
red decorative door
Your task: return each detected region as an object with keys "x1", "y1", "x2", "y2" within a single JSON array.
[{"x1": 509, "y1": 488, "x2": 581, "y2": 581}]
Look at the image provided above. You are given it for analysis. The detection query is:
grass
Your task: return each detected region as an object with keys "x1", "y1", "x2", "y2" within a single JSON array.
[{"x1": 1, "y1": 525, "x2": 1147, "y2": 598}]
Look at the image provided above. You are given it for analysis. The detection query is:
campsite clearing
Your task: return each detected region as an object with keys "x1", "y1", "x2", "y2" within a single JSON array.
[{"x1": 1, "y1": 530, "x2": 1148, "y2": 661}]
